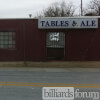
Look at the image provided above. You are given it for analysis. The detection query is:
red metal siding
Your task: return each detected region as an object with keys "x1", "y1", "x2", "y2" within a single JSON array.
[
  {"x1": 25, "y1": 19, "x2": 46, "y2": 61},
  {"x1": 65, "y1": 29, "x2": 99, "y2": 61},
  {"x1": 0, "y1": 19, "x2": 99, "y2": 61},
  {"x1": 0, "y1": 20, "x2": 24, "y2": 61},
  {"x1": 0, "y1": 19, "x2": 46, "y2": 61}
]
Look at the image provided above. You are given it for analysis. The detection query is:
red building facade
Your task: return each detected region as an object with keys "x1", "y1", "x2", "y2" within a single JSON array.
[{"x1": 0, "y1": 17, "x2": 100, "y2": 61}]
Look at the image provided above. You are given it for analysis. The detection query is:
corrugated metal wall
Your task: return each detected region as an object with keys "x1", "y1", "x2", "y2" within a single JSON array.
[{"x1": 0, "y1": 19, "x2": 99, "y2": 61}]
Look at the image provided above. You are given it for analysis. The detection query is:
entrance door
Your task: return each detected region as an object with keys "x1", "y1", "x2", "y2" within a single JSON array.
[{"x1": 46, "y1": 32, "x2": 65, "y2": 60}]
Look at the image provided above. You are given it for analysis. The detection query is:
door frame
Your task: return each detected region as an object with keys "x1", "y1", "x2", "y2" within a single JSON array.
[{"x1": 46, "y1": 32, "x2": 65, "y2": 60}]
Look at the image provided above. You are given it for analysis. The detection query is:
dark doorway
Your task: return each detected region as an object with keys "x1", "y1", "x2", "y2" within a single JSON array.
[{"x1": 46, "y1": 32, "x2": 65, "y2": 60}]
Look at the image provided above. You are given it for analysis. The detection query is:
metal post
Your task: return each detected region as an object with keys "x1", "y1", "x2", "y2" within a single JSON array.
[
  {"x1": 99, "y1": 7, "x2": 100, "y2": 15},
  {"x1": 23, "y1": 22, "x2": 27, "y2": 65},
  {"x1": 81, "y1": 0, "x2": 83, "y2": 16}
]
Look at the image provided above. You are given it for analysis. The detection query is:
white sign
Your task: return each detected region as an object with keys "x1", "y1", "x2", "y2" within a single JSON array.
[
  {"x1": 42, "y1": 87, "x2": 100, "y2": 100},
  {"x1": 38, "y1": 18, "x2": 98, "y2": 29},
  {"x1": 50, "y1": 32, "x2": 59, "y2": 41},
  {"x1": 42, "y1": 87, "x2": 74, "y2": 100}
]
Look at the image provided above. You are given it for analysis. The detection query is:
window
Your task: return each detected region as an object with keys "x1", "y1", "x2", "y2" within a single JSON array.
[
  {"x1": 47, "y1": 32, "x2": 65, "y2": 48},
  {"x1": 0, "y1": 32, "x2": 16, "y2": 49}
]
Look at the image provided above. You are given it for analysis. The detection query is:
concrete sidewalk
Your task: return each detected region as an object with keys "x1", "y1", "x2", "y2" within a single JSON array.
[
  {"x1": 0, "y1": 61, "x2": 99, "y2": 72},
  {"x1": 0, "y1": 61, "x2": 100, "y2": 68}
]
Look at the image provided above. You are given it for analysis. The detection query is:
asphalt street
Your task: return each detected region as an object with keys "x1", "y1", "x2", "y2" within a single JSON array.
[{"x1": 0, "y1": 68, "x2": 99, "y2": 100}]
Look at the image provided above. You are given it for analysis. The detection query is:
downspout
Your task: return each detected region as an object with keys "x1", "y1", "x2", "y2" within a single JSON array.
[{"x1": 23, "y1": 21, "x2": 27, "y2": 65}]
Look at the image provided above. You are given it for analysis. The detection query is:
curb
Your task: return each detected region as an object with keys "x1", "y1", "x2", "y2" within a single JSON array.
[{"x1": 0, "y1": 61, "x2": 100, "y2": 68}]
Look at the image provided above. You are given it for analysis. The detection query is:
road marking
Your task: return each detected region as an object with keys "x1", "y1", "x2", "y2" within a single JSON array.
[{"x1": 0, "y1": 82, "x2": 99, "y2": 88}]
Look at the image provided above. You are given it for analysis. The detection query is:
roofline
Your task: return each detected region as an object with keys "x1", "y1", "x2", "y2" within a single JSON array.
[
  {"x1": 0, "y1": 16, "x2": 100, "y2": 20},
  {"x1": 39, "y1": 16, "x2": 100, "y2": 19},
  {"x1": 0, "y1": 18, "x2": 38, "y2": 20}
]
